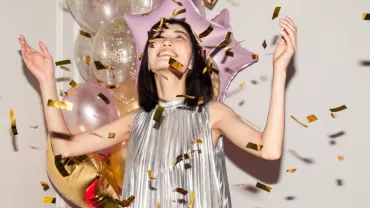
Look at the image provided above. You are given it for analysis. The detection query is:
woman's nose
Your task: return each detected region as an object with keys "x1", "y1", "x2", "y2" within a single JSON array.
[{"x1": 161, "y1": 38, "x2": 173, "y2": 47}]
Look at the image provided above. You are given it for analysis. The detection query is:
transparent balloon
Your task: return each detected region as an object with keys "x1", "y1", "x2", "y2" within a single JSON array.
[
  {"x1": 74, "y1": 31, "x2": 100, "y2": 83},
  {"x1": 91, "y1": 16, "x2": 137, "y2": 86}
]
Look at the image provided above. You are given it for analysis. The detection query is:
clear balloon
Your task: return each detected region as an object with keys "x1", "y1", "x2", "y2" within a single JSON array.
[
  {"x1": 62, "y1": 83, "x2": 120, "y2": 135},
  {"x1": 91, "y1": 16, "x2": 137, "y2": 86},
  {"x1": 74, "y1": 31, "x2": 100, "y2": 84},
  {"x1": 66, "y1": 1, "x2": 96, "y2": 35},
  {"x1": 130, "y1": 0, "x2": 162, "y2": 13}
]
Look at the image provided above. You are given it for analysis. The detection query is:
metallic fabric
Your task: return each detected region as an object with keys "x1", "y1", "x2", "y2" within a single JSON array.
[{"x1": 121, "y1": 99, "x2": 231, "y2": 207}]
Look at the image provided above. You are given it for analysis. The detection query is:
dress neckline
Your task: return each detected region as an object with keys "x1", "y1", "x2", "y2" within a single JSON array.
[{"x1": 158, "y1": 98, "x2": 185, "y2": 108}]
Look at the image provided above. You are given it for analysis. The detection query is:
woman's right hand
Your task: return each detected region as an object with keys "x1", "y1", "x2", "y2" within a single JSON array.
[{"x1": 19, "y1": 35, "x2": 55, "y2": 84}]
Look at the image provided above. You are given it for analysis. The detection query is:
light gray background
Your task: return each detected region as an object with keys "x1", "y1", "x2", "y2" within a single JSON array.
[{"x1": 1, "y1": 0, "x2": 369, "y2": 207}]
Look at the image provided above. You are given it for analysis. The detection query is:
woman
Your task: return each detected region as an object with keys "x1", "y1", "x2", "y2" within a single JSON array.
[{"x1": 19, "y1": 16, "x2": 297, "y2": 207}]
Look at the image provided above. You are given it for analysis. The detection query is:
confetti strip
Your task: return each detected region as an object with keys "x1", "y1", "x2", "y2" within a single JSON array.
[
  {"x1": 94, "y1": 61, "x2": 114, "y2": 70},
  {"x1": 172, "y1": 8, "x2": 186, "y2": 17},
  {"x1": 173, "y1": 187, "x2": 188, "y2": 195},
  {"x1": 139, "y1": 52, "x2": 144, "y2": 60},
  {"x1": 245, "y1": 142, "x2": 263, "y2": 151},
  {"x1": 69, "y1": 80, "x2": 79, "y2": 89},
  {"x1": 272, "y1": 7, "x2": 281, "y2": 20},
  {"x1": 43, "y1": 196, "x2": 56, "y2": 203},
  {"x1": 173, "y1": 153, "x2": 191, "y2": 166},
  {"x1": 338, "y1": 156, "x2": 344, "y2": 161},
  {"x1": 54, "y1": 154, "x2": 70, "y2": 177},
  {"x1": 97, "y1": 93, "x2": 110, "y2": 104},
  {"x1": 329, "y1": 105, "x2": 347, "y2": 112},
  {"x1": 55, "y1": 60, "x2": 71, "y2": 66},
  {"x1": 147, "y1": 170, "x2": 156, "y2": 180},
  {"x1": 286, "y1": 168, "x2": 296, "y2": 173},
  {"x1": 169, "y1": 57, "x2": 184, "y2": 71},
  {"x1": 331, "y1": 113, "x2": 337, "y2": 118},
  {"x1": 189, "y1": 192, "x2": 195, "y2": 208},
  {"x1": 290, "y1": 115, "x2": 308, "y2": 128},
  {"x1": 47, "y1": 99, "x2": 73, "y2": 110},
  {"x1": 198, "y1": 24, "x2": 214, "y2": 40},
  {"x1": 86, "y1": 55, "x2": 91, "y2": 65},
  {"x1": 108, "y1": 132, "x2": 115, "y2": 139},
  {"x1": 204, "y1": 32, "x2": 232, "y2": 49},
  {"x1": 176, "y1": 94, "x2": 195, "y2": 99},
  {"x1": 191, "y1": 139, "x2": 203, "y2": 145},
  {"x1": 114, "y1": 196, "x2": 135, "y2": 207},
  {"x1": 256, "y1": 182, "x2": 272, "y2": 192},
  {"x1": 172, "y1": 0, "x2": 183, "y2": 6},
  {"x1": 252, "y1": 54, "x2": 259, "y2": 60},
  {"x1": 79, "y1": 30, "x2": 92, "y2": 38},
  {"x1": 153, "y1": 106, "x2": 165, "y2": 123},
  {"x1": 106, "y1": 84, "x2": 119, "y2": 89},
  {"x1": 9, "y1": 109, "x2": 18, "y2": 135},
  {"x1": 65, "y1": 91, "x2": 77, "y2": 96},
  {"x1": 157, "y1": 203, "x2": 160, "y2": 208},
  {"x1": 239, "y1": 81, "x2": 245, "y2": 88},
  {"x1": 29, "y1": 125, "x2": 39, "y2": 129},
  {"x1": 40, "y1": 182, "x2": 50, "y2": 191},
  {"x1": 198, "y1": 96, "x2": 204, "y2": 105},
  {"x1": 306, "y1": 114, "x2": 318, "y2": 123},
  {"x1": 60, "y1": 65, "x2": 70, "y2": 71},
  {"x1": 363, "y1": 13, "x2": 370, "y2": 20},
  {"x1": 262, "y1": 40, "x2": 267, "y2": 49}
]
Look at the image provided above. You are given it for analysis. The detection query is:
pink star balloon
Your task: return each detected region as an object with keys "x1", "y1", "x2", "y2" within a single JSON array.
[
  {"x1": 124, "y1": 0, "x2": 229, "y2": 76},
  {"x1": 210, "y1": 9, "x2": 257, "y2": 102}
]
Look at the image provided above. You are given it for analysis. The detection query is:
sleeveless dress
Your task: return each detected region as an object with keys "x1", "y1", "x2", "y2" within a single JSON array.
[{"x1": 121, "y1": 99, "x2": 232, "y2": 207}]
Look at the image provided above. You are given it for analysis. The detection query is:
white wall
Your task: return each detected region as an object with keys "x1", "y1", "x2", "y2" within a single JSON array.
[
  {"x1": 2, "y1": 0, "x2": 370, "y2": 207},
  {"x1": 207, "y1": 0, "x2": 370, "y2": 207}
]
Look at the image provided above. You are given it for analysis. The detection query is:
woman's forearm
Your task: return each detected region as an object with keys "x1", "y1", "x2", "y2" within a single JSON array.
[
  {"x1": 40, "y1": 79, "x2": 71, "y2": 155},
  {"x1": 261, "y1": 70, "x2": 286, "y2": 159}
]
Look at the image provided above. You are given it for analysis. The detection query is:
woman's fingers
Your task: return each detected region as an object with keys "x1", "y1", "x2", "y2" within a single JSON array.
[
  {"x1": 279, "y1": 20, "x2": 297, "y2": 50},
  {"x1": 279, "y1": 30, "x2": 293, "y2": 52},
  {"x1": 39, "y1": 41, "x2": 51, "y2": 59},
  {"x1": 285, "y1": 17, "x2": 296, "y2": 28}
]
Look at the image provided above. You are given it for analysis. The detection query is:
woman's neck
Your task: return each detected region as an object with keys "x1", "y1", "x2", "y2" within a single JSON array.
[{"x1": 154, "y1": 70, "x2": 187, "y2": 102}]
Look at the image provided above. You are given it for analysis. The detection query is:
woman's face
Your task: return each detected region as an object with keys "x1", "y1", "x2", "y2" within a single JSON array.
[{"x1": 148, "y1": 24, "x2": 193, "y2": 74}]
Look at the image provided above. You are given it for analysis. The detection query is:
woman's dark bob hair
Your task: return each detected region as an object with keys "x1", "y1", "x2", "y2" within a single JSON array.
[{"x1": 138, "y1": 18, "x2": 214, "y2": 112}]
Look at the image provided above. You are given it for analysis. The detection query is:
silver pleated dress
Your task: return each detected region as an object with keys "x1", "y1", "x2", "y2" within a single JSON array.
[{"x1": 121, "y1": 99, "x2": 231, "y2": 207}]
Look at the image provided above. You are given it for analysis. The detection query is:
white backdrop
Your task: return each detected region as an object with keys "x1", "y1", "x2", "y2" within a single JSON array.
[{"x1": 2, "y1": 0, "x2": 370, "y2": 207}]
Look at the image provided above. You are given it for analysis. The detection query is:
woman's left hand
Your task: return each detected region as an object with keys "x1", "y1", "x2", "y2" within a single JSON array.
[{"x1": 273, "y1": 16, "x2": 297, "y2": 72}]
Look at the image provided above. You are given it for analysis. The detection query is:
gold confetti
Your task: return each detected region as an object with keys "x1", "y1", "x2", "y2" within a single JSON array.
[
  {"x1": 306, "y1": 114, "x2": 318, "y2": 123},
  {"x1": 363, "y1": 13, "x2": 370, "y2": 20},
  {"x1": 252, "y1": 54, "x2": 259, "y2": 60},
  {"x1": 262, "y1": 40, "x2": 267, "y2": 49},
  {"x1": 106, "y1": 84, "x2": 119, "y2": 89},
  {"x1": 331, "y1": 113, "x2": 337, "y2": 118},
  {"x1": 79, "y1": 30, "x2": 92, "y2": 38},
  {"x1": 47, "y1": 99, "x2": 73, "y2": 110},
  {"x1": 69, "y1": 80, "x2": 78, "y2": 89},
  {"x1": 40, "y1": 182, "x2": 50, "y2": 191},
  {"x1": 55, "y1": 60, "x2": 71, "y2": 66},
  {"x1": 286, "y1": 168, "x2": 296, "y2": 173},
  {"x1": 139, "y1": 52, "x2": 144, "y2": 60},
  {"x1": 64, "y1": 91, "x2": 77, "y2": 96},
  {"x1": 338, "y1": 156, "x2": 344, "y2": 161},
  {"x1": 202, "y1": 57, "x2": 219, "y2": 75},
  {"x1": 153, "y1": 106, "x2": 165, "y2": 123},
  {"x1": 245, "y1": 142, "x2": 263, "y2": 151},
  {"x1": 85, "y1": 55, "x2": 91, "y2": 65},
  {"x1": 172, "y1": 0, "x2": 183, "y2": 6},
  {"x1": 189, "y1": 192, "x2": 195, "y2": 208},
  {"x1": 198, "y1": 24, "x2": 214, "y2": 40},
  {"x1": 108, "y1": 132, "x2": 115, "y2": 139},
  {"x1": 225, "y1": 50, "x2": 234, "y2": 57},
  {"x1": 94, "y1": 61, "x2": 114, "y2": 70},
  {"x1": 9, "y1": 109, "x2": 14, "y2": 121},
  {"x1": 232, "y1": 184, "x2": 249, "y2": 187},
  {"x1": 204, "y1": 32, "x2": 232, "y2": 49},
  {"x1": 173, "y1": 154, "x2": 191, "y2": 166},
  {"x1": 114, "y1": 196, "x2": 135, "y2": 207},
  {"x1": 97, "y1": 93, "x2": 110, "y2": 104},
  {"x1": 290, "y1": 115, "x2": 308, "y2": 128},
  {"x1": 60, "y1": 65, "x2": 70, "y2": 71},
  {"x1": 272, "y1": 7, "x2": 281, "y2": 20},
  {"x1": 256, "y1": 182, "x2": 272, "y2": 192},
  {"x1": 43, "y1": 196, "x2": 56, "y2": 203},
  {"x1": 11, "y1": 119, "x2": 18, "y2": 136},
  {"x1": 157, "y1": 203, "x2": 160, "y2": 208},
  {"x1": 147, "y1": 170, "x2": 156, "y2": 180},
  {"x1": 173, "y1": 187, "x2": 188, "y2": 195},
  {"x1": 172, "y1": 8, "x2": 186, "y2": 17},
  {"x1": 176, "y1": 95, "x2": 195, "y2": 99},
  {"x1": 191, "y1": 139, "x2": 203, "y2": 145},
  {"x1": 197, "y1": 96, "x2": 204, "y2": 105},
  {"x1": 239, "y1": 81, "x2": 245, "y2": 88},
  {"x1": 29, "y1": 125, "x2": 39, "y2": 129},
  {"x1": 169, "y1": 57, "x2": 183, "y2": 71},
  {"x1": 329, "y1": 105, "x2": 347, "y2": 112}
]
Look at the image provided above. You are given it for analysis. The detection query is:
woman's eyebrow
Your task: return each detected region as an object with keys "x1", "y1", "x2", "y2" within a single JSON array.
[{"x1": 174, "y1": 30, "x2": 189, "y2": 39}]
